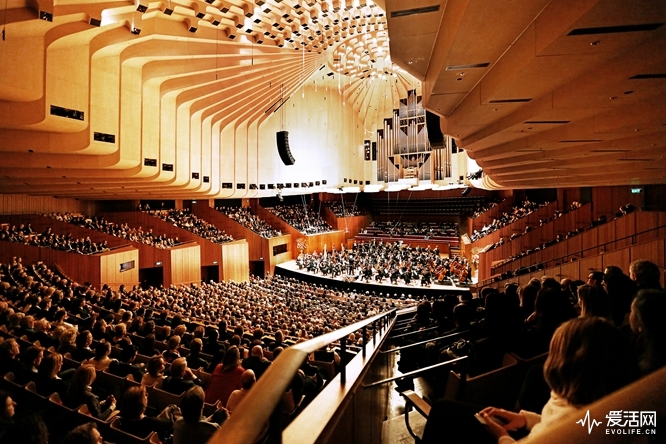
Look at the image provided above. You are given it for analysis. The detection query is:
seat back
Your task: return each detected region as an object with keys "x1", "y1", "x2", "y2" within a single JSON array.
[
  {"x1": 444, "y1": 353, "x2": 521, "y2": 409},
  {"x1": 146, "y1": 384, "x2": 185, "y2": 411},
  {"x1": 108, "y1": 417, "x2": 161, "y2": 444}
]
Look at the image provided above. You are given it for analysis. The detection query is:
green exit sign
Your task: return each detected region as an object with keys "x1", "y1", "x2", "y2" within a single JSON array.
[{"x1": 631, "y1": 188, "x2": 643, "y2": 194}]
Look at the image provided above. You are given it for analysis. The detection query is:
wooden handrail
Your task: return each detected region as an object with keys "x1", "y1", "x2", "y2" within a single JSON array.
[
  {"x1": 389, "y1": 325, "x2": 439, "y2": 339},
  {"x1": 478, "y1": 221, "x2": 666, "y2": 288},
  {"x1": 209, "y1": 309, "x2": 396, "y2": 444},
  {"x1": 381, "y1": 330, "x2": 469, "y2": 353},
  {"x1": 362, "y1": 356, "x2": 467, "y2": 388}
]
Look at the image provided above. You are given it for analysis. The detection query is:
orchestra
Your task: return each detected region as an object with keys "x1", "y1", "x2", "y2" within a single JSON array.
[{"x1": 296, "y1": 239, "x2": 472, "y2": 286}]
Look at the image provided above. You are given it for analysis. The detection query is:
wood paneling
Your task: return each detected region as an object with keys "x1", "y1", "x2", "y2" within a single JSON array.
[
  {"x1": 222, "y1": 241, "x2": 249, "y2": 282},
  {"x1": 254, "y1": 204, "x2": 347, "y2": 255},
  {"x1": 169, "y1": 243, "x2": 201, "y2": 285},
  {"x1": 0, "y1": 195, "x2": 97, "y2": 216},
  {"x1": 0, "y1": 241, "x2": 138, "y2": 290},
  {"x1": 99, "y1": 246, "x2": 139, "y2": 289},
  {"x1": 486, "y1": 211, "x2": 666, "y2": 279},
  {"x1": 190, "y1": 201, "x2": 292, "y2": 277}
]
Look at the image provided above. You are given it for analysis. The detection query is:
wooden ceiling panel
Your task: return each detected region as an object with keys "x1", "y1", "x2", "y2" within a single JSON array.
[{"x1": 386, "y1": 0, "x2": 666, "y2": 187}]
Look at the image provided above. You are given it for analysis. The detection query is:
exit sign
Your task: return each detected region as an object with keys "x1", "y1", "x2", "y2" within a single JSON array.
[{"x1": 630, "y1": 188, "x2": 643, "y2": 194}]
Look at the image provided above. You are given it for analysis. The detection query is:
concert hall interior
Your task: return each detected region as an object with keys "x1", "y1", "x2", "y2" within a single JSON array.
[{"x1": 0, "y1": 0, "x2": 665, "y2": 444}]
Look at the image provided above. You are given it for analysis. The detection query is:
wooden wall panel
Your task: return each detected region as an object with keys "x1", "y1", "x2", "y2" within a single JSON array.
[
  {"x1": 578, "y1": 255, "x2": 603, "y2": 274},
  {"x1": 222, "y1": 241, "x2": 249, "y2": 282},
  {"x1": 558, "y1": 262, "x2": 581, "y2": 280},
  {"x1": 99, "y1": 247, "x2": 139, "y2": 289},
  {"x1": 591, "y1": 186, "x2": 645, "y2": 221},
  {"x1": 0, "y1": 194, "x2": 97, "y2": 216},
  {"x1": 169, "y1": 244, "x2": 201, "y2": 285},
  {"x1": 614, "y1": 213, "x2": 636, "y2": 249},
  {"x1": 265, "y1": 235, "x2": 293, "y2": 275},
  {"x1": 0, "y1": 241, "x2": 139, "y2": 290},
  {"x1": 191, "y1": 201, "x2": 293, "y2": 277},
  {"x1": 603, "y1": 248, "x2": 630, "y2": 271},
  {"x1": 630, "y1": 239, "x2": 665, "y2": 270}
]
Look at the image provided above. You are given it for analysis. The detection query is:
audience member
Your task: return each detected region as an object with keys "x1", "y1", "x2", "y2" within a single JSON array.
[
  {"x1": 173, "y1": 387, "x2": 227, "y2": 444},
  {"x1": 64, "y1": 365, "x2": 117, "y2": 420},
  {"x1": 206, "y1": 346, "x2": 245, "y2": 406}
]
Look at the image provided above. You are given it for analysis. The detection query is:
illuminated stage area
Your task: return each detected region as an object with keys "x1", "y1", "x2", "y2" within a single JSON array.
[{"x1": 274, "y1": 260, "x2": 471, "y2": 299}]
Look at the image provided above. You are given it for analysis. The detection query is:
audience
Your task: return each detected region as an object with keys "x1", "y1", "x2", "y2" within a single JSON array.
[
  {"x1": 147, "y1": 209, "x2": 233, "y2": 244},
  {"x1": 471, "y1": 199, "x2": 552, "y2": 242},
  {"x1": 47, "y1": 212, "x2": 180, "y2": 249},
  {"x1": 325, "y1": 201, "x2": 363, "y2": 217},
  {"x1": 420, "y1": 317, "x2": 638, "y2": 444},
  {"x1": 0, "y1": 224, "x2": 108, "y2": 255},
  {"x1": 217, "y1": 206, "x2": 282, "y2": 238},
  {"x1": 267, "y1": 204, "x2": 334, "y2": 234},
  {"x1": 0, "y1": 245, "x2": 662, "y2": 444}
]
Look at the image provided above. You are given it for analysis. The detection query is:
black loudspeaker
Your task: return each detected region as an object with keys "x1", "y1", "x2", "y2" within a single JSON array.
[
  {"x1": 426, "y1": 111, "x2": 444, "y2": 148},
  {"x1": 276, "y1": 131, "x2": 295, "y2": 165}
]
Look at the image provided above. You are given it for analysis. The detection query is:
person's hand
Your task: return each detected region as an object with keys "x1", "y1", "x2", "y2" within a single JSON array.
[
  {"x1": 107, "y1": 395, "x2": 116, "y2": 404},
  {"x1": 481, "y1": 411, "x2": 509, "y2": 440},
  {"x1": 479, "y1": 407, "x2": 526, "y2": 431}
]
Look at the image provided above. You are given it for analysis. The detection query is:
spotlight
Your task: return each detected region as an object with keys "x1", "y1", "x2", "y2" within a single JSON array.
[
  {"x1": 136, "y1": 2, "x2": 148, "y2": 13},
  {"x1": 131, "y1": 27, "x2": 142, "y2": 35}
]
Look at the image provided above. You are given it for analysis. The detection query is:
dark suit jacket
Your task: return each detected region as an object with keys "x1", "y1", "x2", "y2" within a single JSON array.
[
  {"x1": 65, "y1": 387, "x2": 114, "y2": 420},
  {"x1": 242, "y1": 356, "x2": 271, "y2": 380},
  {"x1": 162, "y1": 376, "x2": 202, "y2": 395}
]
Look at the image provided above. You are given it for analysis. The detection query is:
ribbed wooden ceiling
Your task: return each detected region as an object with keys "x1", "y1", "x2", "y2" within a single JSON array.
[
  {"x1": 0, "y1": 0, "x2": 420, "y2": 199},
  {"x1": 386, "y1": 0, "x2": 666, "y2": 188}
]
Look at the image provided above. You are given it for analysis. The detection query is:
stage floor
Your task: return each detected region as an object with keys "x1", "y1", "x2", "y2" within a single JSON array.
[{"x1": 275, "y1": 260, "x2": 470, "y2": 298}]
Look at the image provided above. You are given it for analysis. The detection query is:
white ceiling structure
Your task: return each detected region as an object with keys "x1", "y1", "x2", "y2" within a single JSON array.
[
  {"x1": 386, "y1": 0, "x2": 666, "y2": 188},
  {"x1": 0, "y1": 0, "x2": 664, "y2": 198}
]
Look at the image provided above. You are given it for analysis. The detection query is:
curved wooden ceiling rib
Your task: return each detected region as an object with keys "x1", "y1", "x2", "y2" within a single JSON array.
[
  {"x1": 386, "y1": 0, "x2": 666, "y2": 188},
  {"x1": 1, "y1": 0, "x2": 420, "y2": 198}
]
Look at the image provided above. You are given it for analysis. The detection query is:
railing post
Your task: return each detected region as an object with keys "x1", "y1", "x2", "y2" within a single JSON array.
[
  {"x1": 340, "y1": 337, "x2": 347, "y2": 384},
  {"x1": 362, "y1": 325, "x2": 367, "y2": 357},
  {"x1": 373, "y1": 320, "x2": 377, "y2": 345}
]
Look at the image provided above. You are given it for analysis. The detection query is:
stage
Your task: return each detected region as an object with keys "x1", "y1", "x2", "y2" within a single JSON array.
[{"x1": 274, "y1": 260, "x2": 471, "y2": 299}]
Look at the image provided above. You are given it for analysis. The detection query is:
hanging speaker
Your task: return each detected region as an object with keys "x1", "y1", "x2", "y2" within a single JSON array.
[
  {"x1": 276, "y1": 131, "x2": 295, "y2": 165},
  {"x1": 426, "y1": 111, "x2": 444, "y2": 149}
]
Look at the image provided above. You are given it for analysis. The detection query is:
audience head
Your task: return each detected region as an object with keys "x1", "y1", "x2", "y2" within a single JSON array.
[
  {"x1": 38, "y1": 352, "x2": 63, "y2": 380},
  {"x1": 170, "y1": 357, "x2": 188, "y2": 378},
  {"x1": 544, "y1": 317, "x2": 636, "y2": 406},
  {"x1": 94, "y1": 341, "x2": 111, "y2": 360},
  {"x1": 180, "y1": 387, "x2": 205, "y2": 423},
  {"x1": 0, "y1": 391, "x2": 16, "y2": 421},
  {"x1": 68, "y1": 365, "x2": 96, "y2": 395},
  {"x1": 452, "y1": 303, "x2": 473, "y2": 328},
  {"x1": 272, "y1": 346, "x2": 284, "y2": 359},
  {"x1": 534, "y1": 288, "x2": 576, "y2": 331},
  {"x1": 586, "y1": 271, "x2": 605, "y2": 286},
  {"x1": 76, "y1": 330, "x2": 93, "y2": 349},
  {"x1": 630, "y1": 289, "x2": 666, "y2": 374},
  {"x1": 577, "y1": 284, "x2": 612, "y2": 321},
  {"x1": 2, "y1": 414, "x2": 48, "y2": 444},
  {"x1": 629, "y1": 260, "x2": 662, "y2": 289},
  {"x1": 190, "y1": 338, "x2": 203, "y2": 355},
  {"x1": 60, "y1": 422, "x2": 103, "y2": 444},
  {"x1": 22, "y1": 345, "x2": 44, "y2": 369},
  {"x1": 0, "y1": 338, "x2": 19, "y2": 360},
  {"x1": 120, "y1": 385, "x2": 148, "y2": 421},
  {"x1": 167, "y1": 334, "x2": 181, "y2": 350},
  {"x1": 240, "y1": 369, "x2": 256, "y2": 390},
  {"x1": 251, "y1": 345, "x2": 263, "y2": 358},
  {"x1": 222, "y1": 346, "x2": 241, "y2": 372},
  {"x1": 147, "y1": 355, "x2": 166, "y2": 378}
]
